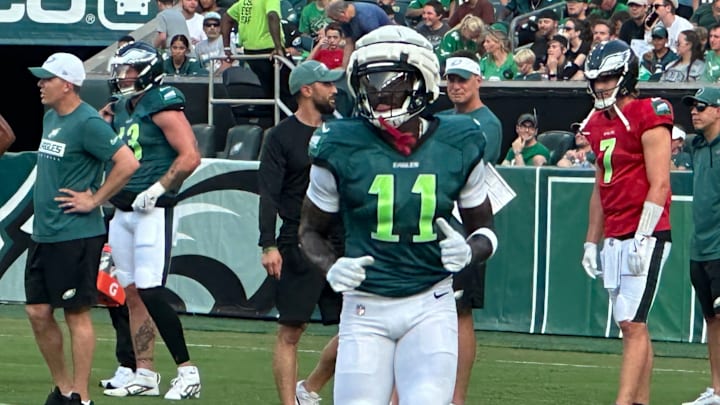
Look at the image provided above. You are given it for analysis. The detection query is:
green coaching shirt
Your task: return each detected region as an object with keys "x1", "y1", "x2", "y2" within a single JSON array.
[
  {"x1": 438, "y1": 106, "x2": 503, "y2": 164},
  {"x1": 33, "y1": 102, "x2": 123, "y2": 243},
  {"x1": 691, "y1": 134, "x2": 720, "y2": 261},
  {"x1": 309, "y1": 115, "x2": 486, "y2": 297},
  {"x1": 227, "y1": 0, "x2": 284, "y2": 50}
]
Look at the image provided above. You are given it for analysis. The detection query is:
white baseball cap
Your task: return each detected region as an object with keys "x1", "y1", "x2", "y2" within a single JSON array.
[
  {"x1": 29, "y1": 52, "x2": 86, "y2": 87},
  {"x1": 672, "y1": 126, "x2": 686, "y2": 140}
]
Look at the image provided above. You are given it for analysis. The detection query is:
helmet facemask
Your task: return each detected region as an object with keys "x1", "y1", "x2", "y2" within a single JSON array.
[
  {"x1": 584, "y1": 41, "x2": 638, "y2": 110},
  {"x1": 352, "y1": 62, "x2": 429, "y2": 129},
  {"x1": 587, "y1": 75, "x2": 624, "y2": 111},
  {"x1": 108, "y1": 42, "x2": 165, "y2": 97},
  {"x1": 346, "y1": 25, "x2": 440, "y2": 132}
]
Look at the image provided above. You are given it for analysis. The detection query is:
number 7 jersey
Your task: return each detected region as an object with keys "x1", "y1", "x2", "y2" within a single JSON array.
[
  {"x1": 583, "y1": 98, "x2": 673, "y2": 238},
  {"x1": 308, "y1": 115, "x2": 487, "y2": 297}
]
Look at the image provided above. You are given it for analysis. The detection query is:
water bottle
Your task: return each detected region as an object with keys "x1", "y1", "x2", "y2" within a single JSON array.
[
  {"x1": 230, "y1": 27, "x2": 239, "y2": 55},
  {"x1": 99, "y1": 243, "x2": 114, "y2": 275}
]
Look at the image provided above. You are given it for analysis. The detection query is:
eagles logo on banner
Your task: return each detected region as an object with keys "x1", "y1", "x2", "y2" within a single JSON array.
[
  {"x1": 0, "y1": 153, "x2": 277, "y2": 318},
  {"x1": 0, "y1": 0, "x2": 155, "y2": 46}
]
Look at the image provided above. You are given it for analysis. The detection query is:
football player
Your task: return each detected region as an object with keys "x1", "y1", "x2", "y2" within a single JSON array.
[
  {"x1": 580, "y1": 40, "x2": 673, "y2": 405},
  {"x1": 298, "y1": 25, "x2": 496, "y2": 404},
  {"x1": 100, "y1": 41, "x2": 202, "y2": 400}
]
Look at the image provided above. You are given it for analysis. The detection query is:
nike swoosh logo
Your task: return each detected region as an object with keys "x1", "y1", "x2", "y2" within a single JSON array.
[
  {"x1": 433, "y1": 291, "x2": 449, "y2": 299},
  {"x1": 321, "y1": 123, "x2": 330, "y2": 133}
]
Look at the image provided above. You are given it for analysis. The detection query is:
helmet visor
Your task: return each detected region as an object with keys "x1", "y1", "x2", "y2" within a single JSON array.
[{"x1": 358, "y1": 69, "x2": 418, "y2": 111}]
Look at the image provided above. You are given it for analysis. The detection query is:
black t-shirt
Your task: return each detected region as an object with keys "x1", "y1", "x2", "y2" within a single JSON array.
[
  {"x1": 257, "y1": 115, "x2": 315, "y2": 248},
  {"x1": 618, "y1": 19, "x2": 645, "y2": 45}
]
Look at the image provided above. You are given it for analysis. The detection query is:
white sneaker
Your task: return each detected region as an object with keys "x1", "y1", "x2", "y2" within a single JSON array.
[
  {"x1": 682, "y1": 387, "x2": 720, "y2": 405},
  {"x1": 99, "y1": 366, "x2": 135, "y2": 389},
  {"x1": 104, "y1": 368, "x2": 160, "y2": 397},
  {"x1": 295, "y1": 380, "x2": 321, "y2": 405},
  {"x1": 164, "y1": 365, "x2": 201, "y2": 400}
]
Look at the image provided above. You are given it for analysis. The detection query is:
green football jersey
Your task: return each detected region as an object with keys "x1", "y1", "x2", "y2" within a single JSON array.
[
  {"x1": 33, "y1": 102, "x2": 123, "y2": 243},
  {"x1": 112, "y1": 86, "x2": 183, "y2": 193},
  {"x1": 309, "y1": 116, "x2": 486, "y2": 297}
]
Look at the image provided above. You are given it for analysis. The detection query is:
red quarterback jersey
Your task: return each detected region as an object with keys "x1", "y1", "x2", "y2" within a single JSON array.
[{"x1": 583, "y1": 98, "x2": 673, "y2": 238}]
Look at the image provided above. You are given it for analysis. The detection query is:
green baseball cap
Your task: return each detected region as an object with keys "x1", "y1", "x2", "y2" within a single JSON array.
[
  {"x1": 682, "y1": 87, "x2": 720, "y2": 108},
  {"x1": 288, "y1": 60, "x2": 343, "y2": 95}
]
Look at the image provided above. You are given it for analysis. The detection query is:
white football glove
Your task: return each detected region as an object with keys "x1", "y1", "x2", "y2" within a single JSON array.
[
  {"x1": 628, "y1": 234, "x2": 655, "y2": 276},
  {"x1": 582, "y1": 242, "x2": 601, "y2": 279},
  {"x1": 326, "y1": 256, "x2": 374, "y2": 293},
  {"x1": 436, "y1": 218, "x2": 472, "y2": 273},
  {"x1": 131, "y1": 182, "x2": 166, "y2": 213}
]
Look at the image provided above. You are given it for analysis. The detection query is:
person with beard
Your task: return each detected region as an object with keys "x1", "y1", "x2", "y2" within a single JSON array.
[
  {"x1": 257, "y1": 60, "x2": 344, "y2": 405},
  {"x1": 531, "y1": 9, "x2": 560, "y2": 70}
]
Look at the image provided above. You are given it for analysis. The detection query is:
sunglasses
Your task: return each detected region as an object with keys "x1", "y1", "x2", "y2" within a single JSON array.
[
  {"x1": 652, "y1": 3, "x2": 665, "y2": 9},
  {"x1": 563, "y1": 26, "x2": 576, "y2": 31},
  {"x1": 204, "y1": 22, "x2": 220, "y2": 27},
  {"x1": 693, "y1": 102, "x2": 711, "y2": 112}
]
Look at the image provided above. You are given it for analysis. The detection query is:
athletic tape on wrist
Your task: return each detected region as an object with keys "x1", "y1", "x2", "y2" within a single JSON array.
[
  {"x1": 636, "y1": 201, "x2": 663, "y2": 237},
  {"x1": 468, "y1": 227, "x2": 498, "y2": 258}
]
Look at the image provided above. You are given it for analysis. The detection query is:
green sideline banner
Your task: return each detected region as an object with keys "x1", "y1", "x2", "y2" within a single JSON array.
[
  {"x1": 0, "y1": 153, "x2": 705, "y2": 343},
  {"x1": 0, "y1": 0, "x2": 156, "y2": 46}
]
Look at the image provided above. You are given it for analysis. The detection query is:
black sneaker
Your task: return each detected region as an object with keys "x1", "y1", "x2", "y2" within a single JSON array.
[
  {"x1": 67, "y1": 393, "x2": 81, "y2": 405},
  {"x1": 44, "y1": 387, "x2": 67, "y2": 405}
]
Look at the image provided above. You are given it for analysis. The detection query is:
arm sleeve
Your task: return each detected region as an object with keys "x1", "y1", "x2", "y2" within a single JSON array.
[
  {"x1": 306, "y1": 165, "x2": 340, "y2": 213},
  {"x1": 458, "y1": 160, "x2": 489, "y2": 209},
  {"x1": 257, "y1": 132, "x2": 286, "y2": 248}
]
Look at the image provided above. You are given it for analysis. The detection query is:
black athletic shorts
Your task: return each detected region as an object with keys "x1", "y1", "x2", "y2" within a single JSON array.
[
  {"x1": 275, "y1": 243, "x2": 341, "y2": 326},
  {"x1": 690, "y1": 259, "x2": 720, "y2": 319},
  {"x1": 453, "y1": 262, "x2": 486, "y2": 311},
  {"x1": 25, "y1": 235, "x2": 105, "y2": 309}
]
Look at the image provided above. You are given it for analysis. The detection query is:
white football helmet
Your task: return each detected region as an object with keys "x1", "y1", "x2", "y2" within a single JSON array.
[{"x1": 346, "y1": 25, "x2": 440, "y2": 129}]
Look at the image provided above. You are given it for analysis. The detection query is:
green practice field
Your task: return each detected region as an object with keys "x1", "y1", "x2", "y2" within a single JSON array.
[{"x1": 0, "y1": 304, "x2": 712, "y2": 405}]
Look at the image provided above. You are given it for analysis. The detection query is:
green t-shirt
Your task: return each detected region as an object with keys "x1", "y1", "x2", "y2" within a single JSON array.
[
  {"x1": 691, "y1": 135, "x2": 720, "y2": 260},
  {"x1": 162, "y1": 56, "x2": 209, "y2": 76},
  {"x1": 111, "y1": 86, "x2": 182, "y2": 193},
  {"x1": 480, "y1": 53, "x2": 519, "y2": 81},
  {"x1": 33, "y1": 102, "x2": 122, "y2": 243},
  {"x1": 309, "y1": 115, "x2": 486, "y2": 297},
  {"x1": 703, "y1": 50, "x2": 720, "y2": 83},
  {"x1": 227, "y1": 0, "x2": 284, "y2": 50},
  {"x1": 504, "y1": 142, "x2": 551, "y2": 165},
  {"x1": 438, "y1": 106, "x2": 503, "y2": 164},
  {"x1": 436, "y1": 29, "x2": 478, "y2": 67},
  {"x1": 299, "y1": 2, "x2": 331, "y2": 35},
  {"x1": 588, "y1": 2, "x2": 628, "y2": 20},
  {"x1": 408, "y1": 0, "x2": 452, "y2": 10}
]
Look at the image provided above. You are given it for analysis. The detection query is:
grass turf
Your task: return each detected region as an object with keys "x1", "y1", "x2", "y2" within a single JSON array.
[{"x1": 0, "y1": 303, "x2": 711, "y2": 404}]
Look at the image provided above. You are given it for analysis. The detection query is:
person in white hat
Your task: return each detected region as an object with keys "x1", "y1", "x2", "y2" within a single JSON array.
[
  {"x1": 25, "y1": 52, "x2": 139, "y2": 405},
  {"x1": 670, "y1": 125, "x2": 692, "y2": 170}
]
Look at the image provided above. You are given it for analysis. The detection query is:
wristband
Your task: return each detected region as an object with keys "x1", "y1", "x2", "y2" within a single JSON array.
[
  {"x1": 147, "y1": 181, "x2": 166, "y2": 197},
  {"x1": 468, "y1": 227, "x2": 498, "y2": 258},
  {"x1": 262, "y1": 246, "x2": 278, "y2": 254}
]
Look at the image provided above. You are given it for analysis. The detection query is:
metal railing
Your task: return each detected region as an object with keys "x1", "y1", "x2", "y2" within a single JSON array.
[
  {"x1": 509, "y1": 2, "x2": 568, "y2": 51},
  {"x1": 206, "y1": 53, "x2": 296, "y2": 127}
]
